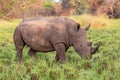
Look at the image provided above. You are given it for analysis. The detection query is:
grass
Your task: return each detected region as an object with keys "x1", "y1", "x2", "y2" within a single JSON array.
[{"x1": 0, "y1": 14, "x2": 120, "y2": 80}]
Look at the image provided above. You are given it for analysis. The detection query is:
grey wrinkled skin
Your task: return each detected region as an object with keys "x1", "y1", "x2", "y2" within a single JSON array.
[{"x1": 13, "y1": 17, "x2": 99, "y2": 63}]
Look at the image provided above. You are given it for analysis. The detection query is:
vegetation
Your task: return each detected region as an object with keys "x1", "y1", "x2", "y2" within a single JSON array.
[
  {"x1": 0, "y1": 15, "x2": 120, "y2": 80},
  {"x1": 0, "y1": 0, "x2": 120, "y2": 19}
]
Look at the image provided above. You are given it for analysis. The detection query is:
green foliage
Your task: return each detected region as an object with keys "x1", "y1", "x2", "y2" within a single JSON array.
[
  {"x1": 76, "y1": 0, "x2": 89, "y2": 14},
  {"x1": 44, "y1": 1, "x2": 53, "y2": 9},
  {"x1": 0, "y1": 16, "x2": 120, "y2": 80},
  {"x1": 68, "y1": 0, "x2": 89, "y2": 14}
]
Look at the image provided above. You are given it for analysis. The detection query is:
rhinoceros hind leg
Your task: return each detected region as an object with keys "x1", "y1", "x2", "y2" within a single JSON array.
[
  {"x1": 16, "y1": 46, "x2": 25, "y2": 63},
  {"x1": 28, "y1": 48, "x2": 37, "y2": 58},
  {"x1": 14, "y1": 33, "x2": 25, "y2": 62},
  {"x1": 54, "y1": 43, "x2": 66, "y2": 63}
]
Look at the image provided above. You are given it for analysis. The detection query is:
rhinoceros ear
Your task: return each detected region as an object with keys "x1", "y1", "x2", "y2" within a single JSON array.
[
  {"x1": 85, "y1": 24, "x2": 91, "y2": 31},
  {"x1": 75, "y1": 23, "x2": 80, "y2": 31}
]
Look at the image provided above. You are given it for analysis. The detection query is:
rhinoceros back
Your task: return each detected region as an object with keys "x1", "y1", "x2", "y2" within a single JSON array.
[{"x1": 16, "y1": 18, "x2": 67, "y2": 52}]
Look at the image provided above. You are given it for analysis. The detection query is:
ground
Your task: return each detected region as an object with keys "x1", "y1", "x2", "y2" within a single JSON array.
[{"x1": 0, "y1": 15, "x2": 120, "y2": 80}]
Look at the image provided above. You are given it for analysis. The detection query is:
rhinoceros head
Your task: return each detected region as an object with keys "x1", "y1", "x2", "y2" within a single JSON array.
[{"x1": 71, "y1": 24, "x2": 100, "y2": 59}]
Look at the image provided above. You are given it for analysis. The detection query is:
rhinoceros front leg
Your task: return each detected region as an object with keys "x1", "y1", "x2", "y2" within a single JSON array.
[
  {"x1": 55, "y1": 47, "x2": 68, "y2": 61},
  {"x1": 54, "y1": 43, "x2": 66, "y2": 63},
  {"x1": 28, "y1": 48, "x2": 37, "y2": 58},
  {"x1": 55, "y1": 54, "x2": 59, "y2": 61}
]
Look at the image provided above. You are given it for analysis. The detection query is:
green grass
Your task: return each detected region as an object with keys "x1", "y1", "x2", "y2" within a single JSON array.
[{"x1": 0, "y1": 15, "x2": 120, "y2": 80}]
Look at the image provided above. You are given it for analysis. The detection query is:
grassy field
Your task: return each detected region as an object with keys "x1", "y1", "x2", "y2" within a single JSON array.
[{"x1": 0, "y1": 15, "x2": 120, "y2": 80}]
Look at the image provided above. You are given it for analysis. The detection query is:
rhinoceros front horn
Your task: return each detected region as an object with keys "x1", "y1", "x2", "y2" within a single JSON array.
[
  {"x1": 91, "y1": 43, "x2": 100, "y2": 54},
  {"x1": 85, "y1": 24, "x2": 91, "y2": 31}
]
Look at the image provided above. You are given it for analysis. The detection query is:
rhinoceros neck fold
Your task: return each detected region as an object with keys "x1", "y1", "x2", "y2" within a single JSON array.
[{"x1": 66, "y1": 26, "x2": 73, "y2": 47}]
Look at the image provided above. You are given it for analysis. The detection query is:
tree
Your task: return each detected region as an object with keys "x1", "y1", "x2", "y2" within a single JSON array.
[
  {"x1": 89, "y1": 0, "x2": 120, "y2": 18},
  {"x1": 60, "y1": 0, "x2": 89, "y2": 15}
]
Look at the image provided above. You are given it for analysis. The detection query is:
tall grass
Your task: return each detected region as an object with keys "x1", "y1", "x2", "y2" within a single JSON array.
[
  {"x1": 0, "y1": 15, "x2": 120, "y2": 80},
  {"x1": 70, "y1": 14, "x2": 120, "y2": 29}
]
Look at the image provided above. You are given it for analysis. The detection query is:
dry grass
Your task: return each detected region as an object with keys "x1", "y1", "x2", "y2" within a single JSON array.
[{"x1": 70, "y1": 14, "x2": 109, "y2": 28}]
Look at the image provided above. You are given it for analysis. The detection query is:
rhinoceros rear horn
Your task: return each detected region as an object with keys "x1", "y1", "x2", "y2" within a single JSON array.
[
  {"x1": 91, "y1": 43, "x2": 100, "y2": 54},
  {"x1": 85, "y1": 24, "x2": 91, "y2": 31}
]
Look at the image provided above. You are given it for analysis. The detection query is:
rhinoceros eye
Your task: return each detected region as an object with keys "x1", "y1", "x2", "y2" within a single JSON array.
[{"x1": 80, "y1": 44, "x2": 83, "y2": 47}]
